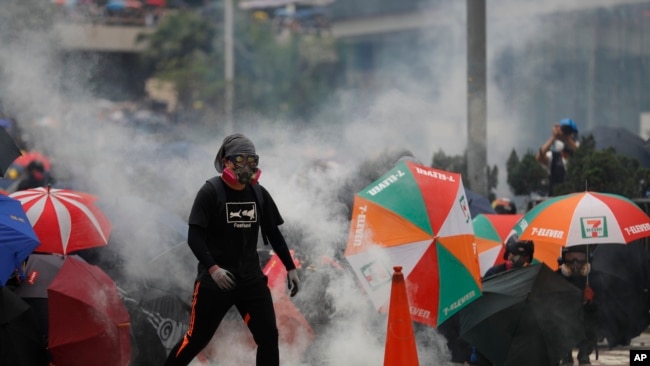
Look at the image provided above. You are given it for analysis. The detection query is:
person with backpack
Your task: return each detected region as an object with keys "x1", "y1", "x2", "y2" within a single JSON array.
[
  {"x1": 164, "y1": 133, "x2": 301, "y2": 366},
  {"x1": 535, "y1": 118, "x2": 579, "y2": 196}
]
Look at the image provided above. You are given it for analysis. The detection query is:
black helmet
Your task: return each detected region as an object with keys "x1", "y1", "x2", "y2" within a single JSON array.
[
  {"x1": 504, "y1": 236, "x2": 534, "y2": 260},
  {"x1": 27, "y1": 160, "x2": 45, "y2": 172},
  {"x1": 561, "y1": 245, "x2": 590, "y2": 261}
]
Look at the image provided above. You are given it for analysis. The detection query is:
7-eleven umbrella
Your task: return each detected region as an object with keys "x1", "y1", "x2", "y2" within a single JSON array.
[
  {"x1": 473, "y1": 213, "x2": 522, "y2": 277},
  {"x1": 512, "y1": 191, "x2": 650, "y2": 270},
  {"x1": 9, "y1": 187, "x2": 111, "y2": 255},
  {"x1": 344, "y1": 160, "x2": 481, "y2": 327}
]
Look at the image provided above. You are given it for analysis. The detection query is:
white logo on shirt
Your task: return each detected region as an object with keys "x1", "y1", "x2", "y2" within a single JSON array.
[{"x1": 226, "y1": 202, "x2": 257, "y2": 224}]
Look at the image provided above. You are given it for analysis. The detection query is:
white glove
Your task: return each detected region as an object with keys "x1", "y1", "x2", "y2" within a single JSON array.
[
  {"x1": 209, "y1": 265, "x2": 235, "y2": 290},
  {"x1": 287, "y1": 269, "x2": 300, "y2": 297}
]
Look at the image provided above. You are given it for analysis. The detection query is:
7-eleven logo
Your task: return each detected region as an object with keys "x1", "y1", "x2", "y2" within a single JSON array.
[{"x1": 580, "y1": 216, "x2": 608, "y2": 238}]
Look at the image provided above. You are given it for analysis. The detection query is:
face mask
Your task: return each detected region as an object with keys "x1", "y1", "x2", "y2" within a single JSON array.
[
  {"x1": 233, "y1": 165, "x2": 254, "y2": 184},
  {"x1": 511, "y1": 255, "x2": 527, "y2": 268},
  {"x1": 222, "y1": 166, "x2": 261, "y2": 185}
]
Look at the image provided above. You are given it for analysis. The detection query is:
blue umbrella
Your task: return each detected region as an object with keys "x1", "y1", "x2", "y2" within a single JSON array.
[
  {"x1": 0, "y1": 194, "x2": 40, "y2": 285},
  {"x1": 106, "y1": 0, "x2": 126, "y2": 11}
]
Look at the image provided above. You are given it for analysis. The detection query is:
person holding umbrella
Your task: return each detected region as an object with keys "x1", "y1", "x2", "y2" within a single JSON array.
[
  {"x1": 557, "y1": 245, "x2": 598, "y2": 366},
  {"x1": 164, "y1": 134, "x2": 300, "y2": 366},
  {"x1": 464, "y1": 238, "x2": 536, "y2": 365}
]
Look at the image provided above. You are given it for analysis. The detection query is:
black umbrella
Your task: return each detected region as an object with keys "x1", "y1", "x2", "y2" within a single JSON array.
[
  {"x1": 0, "y1": 286, "x2": 47, "y2": 365},
  {"x1": 0, "y1": 127, "x2": 21, "y2": 177},
  {"x1": 466, "y1": 188, "x2": 496, "y2": 218},
  {"x1": 459, "y1": 264, "x2": 585, "y2": 366},
  {"x1": 121, "y1": 284, "x2": 190, "y2": 366},
  {"x1": 590, "y1": 242, "x2": 650, "y2": 348},
  {"x1": 12, "y1": 253, "x2": 87, "y2": 348}
]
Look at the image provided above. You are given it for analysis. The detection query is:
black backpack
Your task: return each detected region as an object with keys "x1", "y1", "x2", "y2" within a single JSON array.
[{"x1": 206, "y1": 176, "x2": 270, "y2": 245}]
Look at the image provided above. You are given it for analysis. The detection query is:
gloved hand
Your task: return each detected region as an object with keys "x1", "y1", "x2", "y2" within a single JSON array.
[
  {"x1": 287, "y1": 269, "x2": 300, "y2": 297},
  {"x1": 209, "y1": 265, "x2": 235, "y2": 290},
  {"x1": 583, "y1": 285, "x2": 594, "y2": 304}
]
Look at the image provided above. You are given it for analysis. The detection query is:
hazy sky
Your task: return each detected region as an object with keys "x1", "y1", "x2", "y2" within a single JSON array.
[{"x1": 0, "y1": 1, "x2": 642, "y2": 365}]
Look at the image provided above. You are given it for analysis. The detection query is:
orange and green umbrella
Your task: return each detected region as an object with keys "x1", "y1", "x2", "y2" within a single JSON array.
[
  {"x1": 473, "y1": 213, "x2": 522, "y2": 277},
  {"x1": 512, "y1": 191, "x2": 650, "y2": 270},
  {"x1": 344, "y1": 160, "x2": 481, "y2": 327}
]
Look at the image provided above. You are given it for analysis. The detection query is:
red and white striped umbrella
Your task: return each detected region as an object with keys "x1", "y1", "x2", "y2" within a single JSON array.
[{"x1": 10, "y1": 187, "x2": 111, "y2": 255}]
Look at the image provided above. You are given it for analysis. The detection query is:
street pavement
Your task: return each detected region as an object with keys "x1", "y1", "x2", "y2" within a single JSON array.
[
  {"x1": 583, "y1": 329, "x2": 650, "y2": 366},
  {"x1": 445, "y1": 329, "x2": 650, "y2": 366}
]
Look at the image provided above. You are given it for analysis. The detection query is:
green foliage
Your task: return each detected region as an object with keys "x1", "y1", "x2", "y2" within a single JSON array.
[
  {"x1": 431, "y1": 149, "x2": 498, "y2": 198},
  {"x1": 554, "y1": 134, "x2": 646, "y2": 197},
  {"x1": 505, "y1": 134, "x2": 650, "y2": 198},
  {"x1": 505, "y1": 149, "x2": 548, "y2": 196},
  {"x1": 432, "y1": 149, "x2": 466, "y2": 175},
  {"x1": 138, "y1": 9, "x2": 341, "y2": 120},
  {"x1": 137, "y1": 10, "x2": 218, "y2": 110}
]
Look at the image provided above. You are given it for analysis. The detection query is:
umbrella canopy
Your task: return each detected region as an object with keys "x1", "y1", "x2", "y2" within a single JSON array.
[
  {"x1": 239, "y1": 0, "x2": 335, "y2": 10},
  {"x1": 0, "y1": 287, "x2": 47, "y2": 365},
  {"x1": 123, "y1": 285, "x2": 190, "y2": 365},
  {"x1": 0, "y1": 127, "x2": 21, "y2": 177},
  {"x1": 13, "y1": 253, "x2": 86, "y2": 348},
  {"x1": 473, "y1": 214, "x2": 523, "y2": 277},
  {"x1": 344, "y1": 160, "x2": 481, "y2": 327},
  {"x1": 10, "y1": 187, "x2": 111, "y2": 255},
  {"x1": 512, "y1": 191, "x2": 650, "y2": 270},
  {"x1": 589, "y1": 242, "x2": 650, "y2": 348},
  {"x1": 106, "y1": 0, "x2": 126, "y2": 10},
  {"x1": 466, "y1": 189, "x2": 496, "y2": 218},
  {"x1": 459, "y1": 264, "x2": 585, "y2": 366},
  {"x1": 126, "y1": 0, "x2": 143, "y2": 8},
  {"x1": 145, "y1": 0, "x2": 165, "y2": 6},
  {"x1": 14, "y1": 253, "x2": 85, "y2": 299},
  {"x1": 47, "y1": 256, "x2": 131, "y2": 366},
  {"x1": 107, "y1": 0, "x2": 141, "y2": 9},
  {"x1": 0, "y1": 194, "x2": 40, "y2": 285}
]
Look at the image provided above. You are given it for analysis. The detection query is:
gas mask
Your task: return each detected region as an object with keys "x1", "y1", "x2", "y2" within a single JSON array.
[
  {"x1": 510, "y1": 254, "x2": 528, "y2": 268},
  {"x1": 222, "y1": 154, "x2": 261, "y2": 185},
  {"x1": 560, "y1": 258, "x2": 590, "y2": 277}
]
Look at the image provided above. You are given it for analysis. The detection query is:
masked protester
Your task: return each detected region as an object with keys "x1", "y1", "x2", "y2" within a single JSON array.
[
  {"x1": 483, "y1": 238, "x2": 535, "y2": 279},
  {"x1": 557, "y1": 245, "x2": 598, "y2": 366},
  {"x1": 458, "y1": 238, "x2": 537, "y2": 366},
  {"x1": 164, "y1": 134, "x2": 300, "y2": 366},
  {"x1": 535, "y1": 118, "x2": 580, "y2": 196},
  {"x1": 8, "y1": 160, "x2": 51, "y2": 193}
]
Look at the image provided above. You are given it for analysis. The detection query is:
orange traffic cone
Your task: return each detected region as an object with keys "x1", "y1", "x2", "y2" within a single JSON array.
[{"x1": 384, "y1": 266, "x2": 419, "y2": 366}]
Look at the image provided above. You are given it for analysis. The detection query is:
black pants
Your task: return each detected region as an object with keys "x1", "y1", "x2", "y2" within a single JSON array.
[{"x1": 163, "y1": 276, "x2": 279, "y2": 366}]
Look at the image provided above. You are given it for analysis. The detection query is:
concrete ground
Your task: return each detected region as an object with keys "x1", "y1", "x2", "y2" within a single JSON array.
[{"x1": 576, "y1": 330, "x2": 650, "y2": 366}]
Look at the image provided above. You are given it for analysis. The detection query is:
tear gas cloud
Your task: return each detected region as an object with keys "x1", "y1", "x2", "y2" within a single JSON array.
[{"x1": 0, "y1": 0, "x2": 632, "y2": 365}]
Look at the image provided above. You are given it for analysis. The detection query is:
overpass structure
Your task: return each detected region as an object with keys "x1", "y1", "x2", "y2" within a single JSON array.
[{"x1": 54, "y1": 0, "x2": 649, "y2": 53}]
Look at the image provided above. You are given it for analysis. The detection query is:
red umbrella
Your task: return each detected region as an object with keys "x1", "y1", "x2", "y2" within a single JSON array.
[
  {"x1": 9, "y1": 187, "x2": 111, "y2": 255},
  {"x1": 126, "y1": 0, "x2": 143, "y2": 8},
  {"x1": 145, "y1": 0, "x2": 165, "y2": 6},
  {"x1": 47, "y1": 256, "x2": 131, "y2": 366}
]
